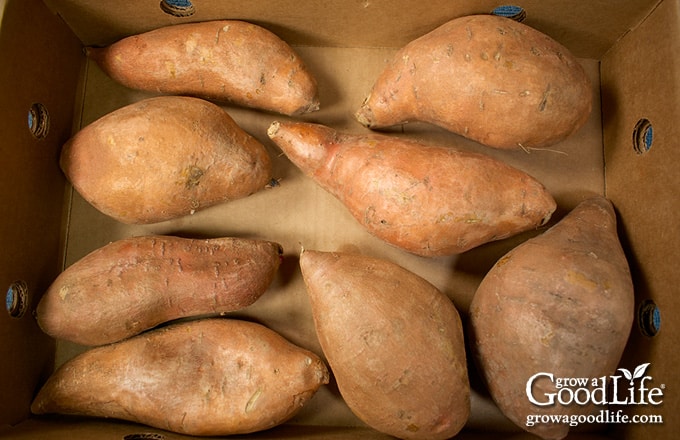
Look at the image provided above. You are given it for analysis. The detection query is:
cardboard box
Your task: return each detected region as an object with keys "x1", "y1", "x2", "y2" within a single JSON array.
[{"x1": 1, "y1": 0, "x2": 677, "y2": 438}]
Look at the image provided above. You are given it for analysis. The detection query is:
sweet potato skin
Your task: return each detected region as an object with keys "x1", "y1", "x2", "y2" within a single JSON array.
[
  {"x1": 268, "y1": 121, "x2": 556, "y2": 256},
  {"x1": 36, "y1": 235, "x2": 283, "y2": 346},
  {"x1": 31, "y1": 319, "x2": 329, "y2": 436},
  {"x1": 87, "y1": 20, "x2": 319, "y2": 116},
  {"x1": 355, "y1": 14, "x2": 592, "y2": 150},
  {"x1": 60, "y1": 96, "x2": 272, "y2": 224},
  {"x1": 469, "y1": 197, "x2": 634, "y2": 440},
  {"x1": 300, "y1": 250, "x2": 470, "y2": 440}
]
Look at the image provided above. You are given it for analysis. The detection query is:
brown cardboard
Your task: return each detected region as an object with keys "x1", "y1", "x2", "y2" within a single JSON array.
[
  {"x1": 42, "y1": 0, "x2": 658, "y2": 59},
  {"x1": 0, "y1": 0, "x2": 82, "y2": 427},
  {"x1": 1, "y1": 0, "x2": 677, "y2": 438},
  {"x1": 0, "y1": 417, "x2": 616, "y2": 440},
  {"x1": 601, "y1": 0, "x2": 680, "y2": 437}
]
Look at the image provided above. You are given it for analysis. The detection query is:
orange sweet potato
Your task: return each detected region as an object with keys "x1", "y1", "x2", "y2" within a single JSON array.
[
  {"x1": 31, "y1": 318, "x2": 329, "y2": 436},
  {"x1": 36, "y1": 235, "x2": 283, "y2": 346},
  {"x1": 87, "y1": 20, "x2": 319, "y2": 116},
  {"x1": 267, "y1": 121, "x2": 556, "y2": 256},
  {"x1": 469, "y1": 197, "x2": 634, "y2": 440},
  {"x1": 61, "y1": 96, "x2": 272, "y2": 224},
  {"x1": 299, "y1": 250, "x2": 470, "y2": 440},
  {"x1": 355, "y1": 14, "x2": 592, "y2": 150}
]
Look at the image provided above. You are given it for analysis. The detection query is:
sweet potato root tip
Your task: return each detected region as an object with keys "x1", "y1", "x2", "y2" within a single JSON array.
[
  {"x1": 354, "y1": 101, "x2": 374, "y2": 127},
  {"x1": 268, "y1": 121, "x2": 281, "y2": 138},
  {"x1": 294, "y1": 98, "x2": 321, "y2": 115}
]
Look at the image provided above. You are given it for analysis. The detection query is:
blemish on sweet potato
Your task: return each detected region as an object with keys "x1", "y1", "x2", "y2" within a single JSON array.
[
  {"x1": 245, "y1": 388, "x2": 263, "y2": 413},
  {"x1": 182, "y1": 165, "x2": 204, "y2": 188},
  {"x1": 538, "y1": 84, "x2": 552, "y2": 112}
]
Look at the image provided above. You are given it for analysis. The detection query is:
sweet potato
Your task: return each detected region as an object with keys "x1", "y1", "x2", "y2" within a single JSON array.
[
  {"x1": 299, "y1": 250, "x2": 469, "y2": 439},
  {"x1": 31, "y1": 318, "x2": 329, "y2": 436},
  {"x1": 267, "y1": 121, "x2": 556, "y2": 256},
  {"x1": 355, "y1": 14, "x2": 592, "y2": 150},
  {"x1": 61, "y1": 96, "x2": 272, "y2": 224},
  {"x1": 87, "y1": 20, "x2": 319, "y2": 116},
  {"x1": 36, "y1": 235, "x2": 282, "y2": 346},
  {"x1": 469, "y1": 197, "x2": 634, "y2": 440}
]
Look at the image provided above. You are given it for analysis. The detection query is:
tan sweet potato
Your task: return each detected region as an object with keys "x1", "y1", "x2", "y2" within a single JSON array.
[
  {"x1": 299, "y1": 250, "x2": 470, "y2": 440},
  {"x1": 61, "y1": 96, "x2": 272, "y2": 224},
  {"x1": 469, "y1": 197, "x2": 634, "y2": 440},
  {"x1": 31, "y1": 318, "x2": 329, "y2": 436},
  {"x1": 87, "y1": 20, "x2": 319, "y2": 116},
  {"x1": 267, "y1": 121, "x2": 556, "y2": 256},
  {"x1": 355, "y1": 14, "x2": 592, "y2": 150},
  {"x1": 36, "y1": 235, "x2": 282, "y2": 346}
]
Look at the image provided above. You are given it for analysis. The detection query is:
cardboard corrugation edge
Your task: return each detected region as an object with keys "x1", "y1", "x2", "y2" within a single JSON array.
[{"x1": 58, "y1": 36, "x2": 91, "y2": 274}]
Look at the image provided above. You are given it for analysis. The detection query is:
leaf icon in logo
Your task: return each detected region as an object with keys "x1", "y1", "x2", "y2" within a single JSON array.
[
  {"x1": 618, "y1": 368, "x2": 633, "y2": 381},
  {"x1": 633, "y1": 363, "x2": 651, "y2": 380},
  {"x1": 618, "y1": 363, "x2": 651, "y2": 385}
]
